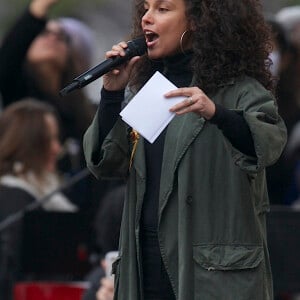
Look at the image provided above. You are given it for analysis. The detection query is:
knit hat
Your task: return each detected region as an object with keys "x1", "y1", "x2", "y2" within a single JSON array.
[
  {"x1": 58, "y1": 17, "x2": 95, "y2": 74},
  {"x1": 276, "y1": 6, "x2": 300, "y2": 31}
]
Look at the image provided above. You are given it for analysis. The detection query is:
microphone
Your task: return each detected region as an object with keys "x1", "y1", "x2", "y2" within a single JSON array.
[{"x1": 60, "y1": 36, "x2": 147, "y2": 96}]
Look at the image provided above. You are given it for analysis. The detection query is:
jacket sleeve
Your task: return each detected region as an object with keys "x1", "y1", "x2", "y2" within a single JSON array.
[
  {"x1": 83, "y1": 88, "x2": 135, "y2": 179},
  {"x1": 83, "y1": 115, "x2": 131, "y2": 180},
  {"x1": 228, "y1": 78, "x2": 287, "y2": 173},
  {"x1": 0, "y1": 8, "x2": 46, "y2": 105}
]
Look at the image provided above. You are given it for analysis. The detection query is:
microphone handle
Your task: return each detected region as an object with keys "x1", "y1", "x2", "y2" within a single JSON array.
[
  {"x1": 60, "y1": 37, "x2": 147, "y2": 97},
  {"x1": 60, "y1": 58, "x2": 117, "y2": 96}
]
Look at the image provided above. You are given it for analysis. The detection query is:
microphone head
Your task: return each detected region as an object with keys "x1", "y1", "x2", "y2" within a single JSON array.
[{"x1": 127, "y1": 36, "x2": 147, "y2": 57}]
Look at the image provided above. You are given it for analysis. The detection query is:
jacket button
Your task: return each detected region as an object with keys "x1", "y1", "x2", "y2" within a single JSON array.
[{"x1": 186, "y1": 195, "x2": 193, "y2": 205}]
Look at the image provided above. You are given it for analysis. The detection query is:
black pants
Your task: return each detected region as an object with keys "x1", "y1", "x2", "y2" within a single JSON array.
[{"x1": 140, "y1": 229, "x2": 176, "y2": 300}]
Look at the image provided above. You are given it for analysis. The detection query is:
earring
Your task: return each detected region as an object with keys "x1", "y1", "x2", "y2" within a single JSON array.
[
  {"x1": 13, "y1": 161, "x2": 24, "y2": 174},
  {"x1": 180, "y1": 30, "x2": 191, "y2": 55}
]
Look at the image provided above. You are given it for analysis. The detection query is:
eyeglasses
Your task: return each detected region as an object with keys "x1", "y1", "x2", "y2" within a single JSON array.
[{"x1": 40, "y1": 28, "x2": 71, "y2": 44}]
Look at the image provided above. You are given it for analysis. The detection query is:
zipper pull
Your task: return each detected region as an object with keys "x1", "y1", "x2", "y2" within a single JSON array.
[{"x1": 129, "y1": 129, "x2": 140, "y2": 169}]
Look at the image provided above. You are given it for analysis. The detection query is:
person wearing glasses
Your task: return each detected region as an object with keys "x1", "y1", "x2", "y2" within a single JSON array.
[{"x1": 0, "y1": 0, "x2": 95, "y2": 141}]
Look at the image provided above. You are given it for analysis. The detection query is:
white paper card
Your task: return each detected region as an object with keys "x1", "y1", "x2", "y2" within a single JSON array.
[{"x1": 120, "y1": 71, "x2": 185, "y2": 143}]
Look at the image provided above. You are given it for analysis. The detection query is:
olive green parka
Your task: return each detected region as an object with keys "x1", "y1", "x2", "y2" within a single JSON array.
[{"x1": 83, "y1": 75, "x2": 287, "y2": 300}]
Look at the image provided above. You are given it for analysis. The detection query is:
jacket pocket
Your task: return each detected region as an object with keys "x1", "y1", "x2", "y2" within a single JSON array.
[{"x1": 193, "y1": 245, "x2": 265, "y2": 300}]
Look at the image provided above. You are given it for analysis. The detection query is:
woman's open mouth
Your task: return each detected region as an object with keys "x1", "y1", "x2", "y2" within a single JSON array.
[{"x1": 144, "y1": 31, "x2": 159, "y2": 47}]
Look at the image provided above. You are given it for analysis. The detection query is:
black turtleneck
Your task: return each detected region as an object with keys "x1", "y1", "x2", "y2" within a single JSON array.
[{"x1": 141, "y1": 52, "x2": 193, "y2": 231}]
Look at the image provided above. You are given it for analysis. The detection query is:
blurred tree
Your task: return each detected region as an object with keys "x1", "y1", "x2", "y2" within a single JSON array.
[
  {"x1": 0, "y1": 0, "x2": 107, "y2": 39},
  {"x1": 47, "y1": 0, "x2": 107, "y2": 17},
  {"x1": 287, "y1": 0, "x2": 300, "y2": 5}
]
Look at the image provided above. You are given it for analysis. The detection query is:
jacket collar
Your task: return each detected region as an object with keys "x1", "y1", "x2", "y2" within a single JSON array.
[
  {"x1": 132, "y1": 112, "x2": 206, "y2": 203},
  {"x1": 159, "y1": 113, "x2": 205, "y2": 207}
]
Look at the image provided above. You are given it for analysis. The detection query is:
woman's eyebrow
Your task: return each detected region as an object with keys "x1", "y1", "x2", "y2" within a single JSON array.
[{"x1": 144, "y1": 0, "x2": 173, "y2": 5}]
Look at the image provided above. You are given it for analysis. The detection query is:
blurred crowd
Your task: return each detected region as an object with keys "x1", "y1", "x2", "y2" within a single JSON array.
[
  {"x1": 0, "y1": 1, "x2": 300, "y2": 300},
  {"x1": 0, "y1": 0, "x2": 123, "y2": 299},
  {"x1": 266, "y1": 6, "x2": 300, "y2": 209}
]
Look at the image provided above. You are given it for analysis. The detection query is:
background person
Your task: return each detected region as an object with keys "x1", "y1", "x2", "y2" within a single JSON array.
[
  {"x1": 267, "y1": 8, "x2": 300, "y2": 207},
  {"x1": 81, "y1": 184, "x2": 125, "y2": 300},
  {"x1": 0, "y1": 0, "x2": 95, "y2": 142},
  {"x1": 0, "y1": 99, "x2": 77, "y2": 300},
  {"x1": 275, "y1": 6, "x2": 300, "y2": 136},
  {"x1": 266, "y1": 18, "x2": 298, "y2": 205},
  {"x1": 0, "y1": 0, "x2": 121, "y2": 222}
]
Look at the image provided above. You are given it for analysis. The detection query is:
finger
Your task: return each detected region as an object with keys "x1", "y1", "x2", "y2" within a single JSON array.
[
  {"x1": 106, "y1": 41, "x2": 128, "y2": 58},
  {"x1": 118, "y1": 41, "x2": 128, "y2": 49},
  {"x1": 169, "y1": 98, "x2": 193, "y2": 112},
  {"x1": 164, "y1": 87, "x2": 194, "y2": 98},
  {"x1": 126, "y1": 56, "x2": 140, "y2": 72},
  {"x1": 108, "y1": 56, "x2": 139, "y2": 76},
  {"x1": 170, "y1": 104, "x2": 194, "y2": 115},
  {"x1": 111, "y1": 69, "x2": 120, "y2": 75},
  {"x1": 105, "y1": 50, "x2": 121, "y2": 59},
  {"x1": 115, "y1": 41, "x2": 129, "y2": 54},
  {"x1": 111, "y1": 45, "x2": 126, "y2": 56}
]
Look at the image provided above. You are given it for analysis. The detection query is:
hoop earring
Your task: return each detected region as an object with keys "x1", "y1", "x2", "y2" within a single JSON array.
[{"x1": 180, "y1": 30, "x2": 191, "y2": 55}]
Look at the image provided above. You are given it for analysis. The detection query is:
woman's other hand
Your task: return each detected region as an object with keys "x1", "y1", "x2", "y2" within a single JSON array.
[
  {"x1": 166, "y1": 87, "x2": 216, "y2": 120},
  {"x1": 103, "y1": 41, "x2": 140, "y2": 91},
  {"x1": 30, "y1": 0, "x2": 60, "y2": 19}
]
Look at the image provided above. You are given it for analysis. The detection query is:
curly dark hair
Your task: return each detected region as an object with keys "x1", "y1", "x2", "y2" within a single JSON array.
[{"x1": 129, "y1": 0, "x2": 274, "y2": 93}]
